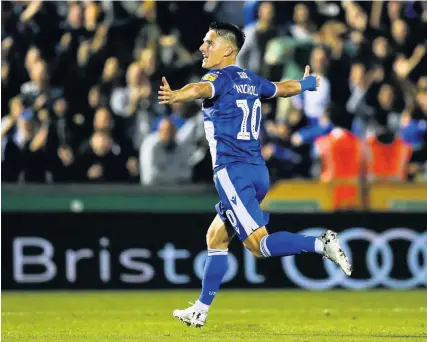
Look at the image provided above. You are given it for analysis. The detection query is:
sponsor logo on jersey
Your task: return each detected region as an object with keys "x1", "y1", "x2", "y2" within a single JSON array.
[
  {"x1": 202, "y1": 73, "x2": 218, "y2": 82},
  {"x1": 230, "y1": 195, "x2": 237, "y2": 205},
  {"x1": 237, "y1": 72, "x2": 249, "y2": 79}
]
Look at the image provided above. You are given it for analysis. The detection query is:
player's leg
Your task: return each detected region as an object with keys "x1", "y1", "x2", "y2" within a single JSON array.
[
  {"x1": 243, "y1": 227, "x2": 352, "y2": 276},
  {"x1": 236, "y1": 163, "x2": 352, "y2": 275},
  {"x1": 196, "y1": 214, "x2": 234, "y2": 310},
  {"x1": 243, "y1": 227, "x2": 324, "y2": 258},
  {"x1": 173, "y1": 214, "x2": 234, "y2": 327},
  {"x1": 173, "y1": 164, "x2": 255, "y2": 327}
]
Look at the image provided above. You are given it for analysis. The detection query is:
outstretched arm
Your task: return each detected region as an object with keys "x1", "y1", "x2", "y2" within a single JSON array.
[
  {"x1": 273, "y1": 66, "x2": 320, "y2": 98},
  {"x1": 158, "y1": 77, "x2": 212, "y2": 104}
]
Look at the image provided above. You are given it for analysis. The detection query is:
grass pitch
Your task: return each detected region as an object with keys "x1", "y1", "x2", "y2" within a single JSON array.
[{"x1": 2, "y1": 290, "x2": 426, "y2": 341}]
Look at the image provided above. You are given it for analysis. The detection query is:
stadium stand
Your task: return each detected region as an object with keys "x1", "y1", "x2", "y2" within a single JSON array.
[{"x1": 1, "y1": 1, "x2": 426, "y2": 184}]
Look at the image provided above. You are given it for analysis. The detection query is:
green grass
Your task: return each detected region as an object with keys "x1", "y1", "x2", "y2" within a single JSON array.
[{"x1": 2, "y1": 290, "x2": 427, "y2": 341}]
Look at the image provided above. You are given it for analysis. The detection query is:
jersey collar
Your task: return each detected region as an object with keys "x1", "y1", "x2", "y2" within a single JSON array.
[{"x1": 221, "y1": 64, "x2": 239, "y2": 69}]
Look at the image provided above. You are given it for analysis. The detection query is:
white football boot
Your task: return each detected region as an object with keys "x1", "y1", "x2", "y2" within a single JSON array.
[
  {"x1": 173, "y1": 303, "x2": 207, "y2": 328},
  {"x1": 319, "y1": 230, "x2": 353, "y2": 276}
]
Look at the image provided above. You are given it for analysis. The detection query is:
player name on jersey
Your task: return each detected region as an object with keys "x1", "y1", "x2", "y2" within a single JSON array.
[{"x1": 233, "y1": 84, "x2": 259, "y2": 96}]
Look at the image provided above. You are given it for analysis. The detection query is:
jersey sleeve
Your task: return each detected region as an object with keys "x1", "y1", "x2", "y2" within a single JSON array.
[
  {"x1": 200, "y1": 70, "x2": 229, "y2": 99},
  {"x1": 257, "y1": 75, "x2": 278, "y2": 99}
]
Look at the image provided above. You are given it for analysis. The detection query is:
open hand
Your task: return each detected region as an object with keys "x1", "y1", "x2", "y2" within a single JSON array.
[{"x1": 158, "y1": 77, "x2": 176, "y2": 104}]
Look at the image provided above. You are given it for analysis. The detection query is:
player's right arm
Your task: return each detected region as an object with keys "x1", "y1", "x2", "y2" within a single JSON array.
[{"x1": 158, "y1": 77, "x2": 213, "y2": 104}]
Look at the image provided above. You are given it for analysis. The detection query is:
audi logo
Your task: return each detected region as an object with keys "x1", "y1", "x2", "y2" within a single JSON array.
[{"x1": 283, "y1": 228, "x2": 427, "y2": 290}]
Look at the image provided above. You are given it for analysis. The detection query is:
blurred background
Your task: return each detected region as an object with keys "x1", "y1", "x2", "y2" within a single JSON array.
[{"x1": 1, "y1": 0, "x2": 426, "y2": 291}]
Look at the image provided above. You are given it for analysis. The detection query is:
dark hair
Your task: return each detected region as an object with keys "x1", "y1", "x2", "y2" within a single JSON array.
[{"x1": 209, "y1": 21, "x2": 246, "y2": 53}]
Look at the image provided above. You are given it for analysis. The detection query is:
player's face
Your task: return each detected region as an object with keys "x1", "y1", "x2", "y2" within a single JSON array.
[{"x1": 199, "y1": 30, "x2": 228, "y2": 69}]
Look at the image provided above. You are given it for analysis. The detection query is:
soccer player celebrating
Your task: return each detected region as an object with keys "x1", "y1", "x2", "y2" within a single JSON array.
[{"x1": 158, "y1": 22, "x2": 352, "y2": 328}]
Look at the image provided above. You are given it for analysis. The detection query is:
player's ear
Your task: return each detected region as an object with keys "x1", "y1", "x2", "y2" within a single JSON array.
[{"x1": 224, "y1": 46, "x2": 234, "y2": 57}]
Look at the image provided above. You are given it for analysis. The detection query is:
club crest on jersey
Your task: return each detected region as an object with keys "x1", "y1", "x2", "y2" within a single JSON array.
[{"x1": 202, "y1": 73, "x2": 218, "y2": 82}]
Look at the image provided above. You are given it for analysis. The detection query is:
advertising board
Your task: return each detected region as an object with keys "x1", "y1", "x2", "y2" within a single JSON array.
[{"x1": 2, "y1": 213, "x2": 426, "y2": 290}]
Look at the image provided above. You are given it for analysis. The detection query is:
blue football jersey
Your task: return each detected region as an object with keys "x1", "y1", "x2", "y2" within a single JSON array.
[{"x1": 201, "y1": 65, "x2": 277, "y2": 168}]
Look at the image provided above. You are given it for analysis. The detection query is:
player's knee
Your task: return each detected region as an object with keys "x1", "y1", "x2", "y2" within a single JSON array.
[
  {"x1": 206, "y1": 216, "x2": 231, "y2": 250},
  {"x1": 243, "y1": 227, "x2": 269, "y2": 259},
  {"x1": 245, "y1": 240, "x2": 264, "y2": 258},
  {"x1": 206, "y1": 231, "x2": 229, "y2": 249}
]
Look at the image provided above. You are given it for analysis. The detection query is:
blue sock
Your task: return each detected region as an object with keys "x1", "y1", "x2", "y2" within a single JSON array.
[
  {"x1": 260, "y1": 232, "x2": 323, "y2": 257},
  {"x1": 197, "y1": 249, "x2": 228, "y2": 309}
]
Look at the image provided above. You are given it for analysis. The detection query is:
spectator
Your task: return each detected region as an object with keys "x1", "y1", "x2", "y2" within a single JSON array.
[
  {"x1": 110, "y1": 62, "x2": 152, "y2": 148},
  {"x1": 138, "y1": 48, "x2": 165, "y2": 113},
  {"x1": 292, "y1": 46, "x2": 331, "y2": 120},
  {"x1": 204, "y1": 0, "x2": 245, "y2": 28},
  {"x1": 48, "y1": 97, "x2": 73, "y2": 152},
  {"x1": 84, "y1": 1, "x2": 101, "y2": 33},
  {"x1": 262, "y1": 107, "x2": 310, "y2": 180},
  {"x1": 97, "y1": 106, "x2": 140, "y2": 182},
  {"x1": 151, "y1": 102, "x2": 186, "y2": 132},
  {"x1": 99, "y1": 57, "x2": 122, "y2": 97},
  {"x1": 88, "y1": 85, "x2": 103, "y2": 111},
  {"x1": 24, "y1": 46, "x2": 41, "y2": 83},
  {"x1": 288, "y1": 3, "x2": 317, "y2": 42},
  {"x1": 157, "y1": 33, "x2": 194, "y2": 77},
  {"x1": 2, "y1": 106, "x2": 50, "y2": 183},
  {"x1": 391, "y1": 19, "x2": 426, "y2": 82},
  {"x1": 140, "y1": 118, "x2": 192, "y2": 185},
  {"x1": 1, "y1": 39, "x2": 20, "y2": 112},
  {"x1": 21, "y1": 60, "x2": 63, "y2": 108},
  {"x1": 93, "y1": 107, "x2": 114, "y2": 133},
  {"x1": 133, "y1": 1, "x2": 161, "y2": 57},
  {"x1": 2, "y1": 97, "x2": 25, "y2": 139},
  {"x1": 74, "y1": 130, "x2": 128, "y2": 183},
  {"x1": 174, "y1": 102, "x2": 209, "y2": 183},
  {"x1": 346, "y1": 63, "x2": 385, "y2": 136},
  {"x1": 366, "y1": 123, "x2": 412, "y2": 181},
  {"x1": 1, "y1": 1, "x2": 426, "y2": 185},
  {"x1": 290, "y1": 48, "x2": 332, "y2": 147},
  {"x1": 371, "y1": 36, "x2": 394, "y2": 76},
  {"x1": 92, "y1": 106, "x2": 136, "y2": 159},
  {"x1": 373, "y1": 83, "x2": 403, "y2": 133},
  {"x1": 243, "y1": 0, "x2": 260, "y2": 28},
  {"x1": 63, "y1": 2, "x2": 90, "y2": 44},
  {"x1": 401, "y1": 87, "x2": 427, "y2": 181},
  {"x1": 237, "y1": 1, "x2": 278, "y2": 75},
  {"x1": 312, "y1": 123, "x2": 363, "y2": 210},
  {"x1": 387, "y1": 1, "x2": 404, "y2": 24},
  {"x1": 313, "y1": 126, "x2": 362, "y2": 183}
]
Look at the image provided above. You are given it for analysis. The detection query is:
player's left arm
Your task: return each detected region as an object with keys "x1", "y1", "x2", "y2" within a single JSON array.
[
  {"x1": 158, "y1": 77, "x2": 212, "y2": 104},
  {"x1": 272, "y1": 66, "x2": 320, "y2": 98}
]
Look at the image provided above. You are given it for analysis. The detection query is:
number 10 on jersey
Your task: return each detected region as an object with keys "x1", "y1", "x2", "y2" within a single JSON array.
[{"x1": 236, "y1": 99, "x2": 262, "y2": 141}]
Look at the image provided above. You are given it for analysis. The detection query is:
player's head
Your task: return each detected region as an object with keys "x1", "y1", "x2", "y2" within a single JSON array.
[{"x1": 199, "y1": 21, "x2": 245, "y2": 69}]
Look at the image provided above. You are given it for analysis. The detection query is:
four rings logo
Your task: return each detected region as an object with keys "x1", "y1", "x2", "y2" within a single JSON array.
[{"x1": 283, "y1": 228, "x2": 427, "y2": 290}]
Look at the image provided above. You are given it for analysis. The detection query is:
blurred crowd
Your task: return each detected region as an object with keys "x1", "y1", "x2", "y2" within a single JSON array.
[{"x1": 1, "y1": 0, "x2": 427, "y2": 184}]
